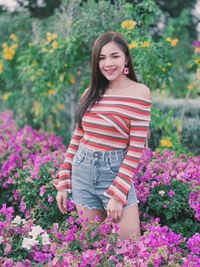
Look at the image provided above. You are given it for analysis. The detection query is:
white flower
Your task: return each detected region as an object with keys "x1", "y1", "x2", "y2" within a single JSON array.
[
  {"x1": 29, "y1": 225, "x2": 44, "y2": 238},
  {"x1": 0, "y1": 236, "x2": 3, "y2": 244},
  {"x1": 11, "y1": 215, "x2": 26, "y2": 225},
  {"x1": 22, "y1": 237, "x2": 38, "y2": 250},
  {"x1": 41, "y1": 232, "x2": 51, "y2": 245},
  {"x1": 158, "y1": 190, "x2": 165, "y2": 197}
]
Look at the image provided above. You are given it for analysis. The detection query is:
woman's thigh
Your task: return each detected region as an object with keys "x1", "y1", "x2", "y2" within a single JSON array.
[{"x1": 118, "y1": 203, "x2": 141, "y2": 241}]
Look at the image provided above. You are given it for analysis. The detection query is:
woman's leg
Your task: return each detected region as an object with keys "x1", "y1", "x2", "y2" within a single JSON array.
[
  {"x1": 76, "y1": 205, "x2": 106, "y2": 227},
  {"x1": 117, "y1": 203, "x2": 141, "y2": 241}
]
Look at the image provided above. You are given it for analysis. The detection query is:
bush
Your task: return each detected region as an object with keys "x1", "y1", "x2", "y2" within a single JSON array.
[
  {"x1": 18, "y1": 163, "x2": 66, "y2": 228},
  {"x1": 181, "y1": 118, "x2": 200, "y2": 155},
  {"x1": 153, "y1": 97, "x2": 200, "y2": 119},
  {"x1": 135, "y1": 149, "x2": 200, "y2": 238},
  {"x1": 146, "y1": 180, "x2": 200, "y2": 237},
  {"x1": 149, "y1": 98, "x2": 200, "y2": 155},
  {"x1": 0, "y1": 110, "x2": 200, "y2": 266}
]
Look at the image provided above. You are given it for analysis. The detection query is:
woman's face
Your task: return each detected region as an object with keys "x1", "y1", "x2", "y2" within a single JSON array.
[{"x1": 99, "y1": 41, "x2": 127, "y2": 81}]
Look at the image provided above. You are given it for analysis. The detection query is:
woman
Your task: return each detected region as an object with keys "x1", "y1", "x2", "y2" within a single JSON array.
[{"x1": 54, "y1": 32, "x2": 152, "y2": 241}]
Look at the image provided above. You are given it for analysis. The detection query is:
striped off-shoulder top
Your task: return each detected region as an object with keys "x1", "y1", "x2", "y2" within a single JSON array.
[{"x1": 53, "y1": 92, "x2": 152, "y2": 205}]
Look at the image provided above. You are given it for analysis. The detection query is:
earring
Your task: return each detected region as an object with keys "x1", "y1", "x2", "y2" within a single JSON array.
[{"x1": 124, "y1": 65, "x2": 129, "y2": 75}]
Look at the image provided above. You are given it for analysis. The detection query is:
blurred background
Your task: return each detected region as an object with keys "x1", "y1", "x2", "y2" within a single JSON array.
[{"x1": 0, "y1": 0, "x2": 200, "y2": 155}]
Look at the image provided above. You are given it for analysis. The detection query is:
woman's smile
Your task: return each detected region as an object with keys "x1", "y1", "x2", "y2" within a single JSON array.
[{"x1": 104, "y1": 68, "x2": 117, "y2": 75}]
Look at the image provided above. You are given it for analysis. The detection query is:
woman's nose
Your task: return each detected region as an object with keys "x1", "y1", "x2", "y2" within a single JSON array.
[{"x1": 104, "y1": 59, "x2": 113, "y2": 66}]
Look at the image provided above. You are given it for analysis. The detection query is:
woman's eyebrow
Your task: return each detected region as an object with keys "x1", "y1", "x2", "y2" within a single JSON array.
[{"x1": 99, "y1": 52, "x2": 120, "y2": 56}]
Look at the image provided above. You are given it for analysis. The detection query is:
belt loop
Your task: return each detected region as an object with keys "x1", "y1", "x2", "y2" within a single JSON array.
[
  {"x1": 109, "y1": 150, "x2": 112, "y2": 161},
  {"x1": 116, "y1": 150, "x2": 119, "y2": 161}
]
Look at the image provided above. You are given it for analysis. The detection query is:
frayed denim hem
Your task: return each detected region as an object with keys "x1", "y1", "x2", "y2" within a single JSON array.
[
  {"x1": 72, "y1": 200, "x2": 105, "y2": 211},
  {"x1": 123, "y1": 200, "x2": 140, "y2": 210}
]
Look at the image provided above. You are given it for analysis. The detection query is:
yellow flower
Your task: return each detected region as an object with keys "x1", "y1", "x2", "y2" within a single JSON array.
[
  {"x1": 57, "y1": 103, "x2": 65, "y2": 110},
  {"x1": 46, "y1": 32, "x2": 58, "y2": 43},
  {"x1": 10, "y1": 34, "x2": 18, "y2": 42},
  {"x1": 142, "y1": 41, "x2": 151, "y2": 48},
  {"x1": 160, "y1": 138, "x2": 173, "y2": 148},
  {"x1": 128, "y1": 41, "x2": 138, "y2": 49},
  {"x1": 48, "y1": 89, "x2": 56, "y2": 95},
  {"x1": 165, "y1": 37, "x2": 179, "y2": 46},
  {"x1": 187, "y1": 84, "x2": 194, "y2": 91},
  {"x1": 3, "y1": 47, "x2": 16, "y2": 61},
  {"x1": 2, "y1": 92, "x2": 12, "y2": 101},
  {"x1": 0, "y1": 61, "x2": 4, "y2": 73},
  {"x1": 158, "y1": 190, "x2": 165, "y2": 197},
  {"x1": 170, "y1": 38, "x2": 179, "y2": 46},
  {"x1": 121, "y1": 20, "x2": 137, "y2": 30},
  {"x1": 32, "y1": 101, "x2": 42, "y2": 117},
  {"x1": 69, "y1": 74, "x2": 76, "y2": 85},
  {"x1": 195, "y1": 57, "x2": 200, "y2": 65},
  {"x1": 52, "y1": 41, "x2": 59, "y2": 49}
]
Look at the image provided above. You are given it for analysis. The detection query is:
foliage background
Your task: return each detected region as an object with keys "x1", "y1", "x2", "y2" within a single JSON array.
[{"x1": 0, "y1": 0, "x2": 200, "y2": 152}]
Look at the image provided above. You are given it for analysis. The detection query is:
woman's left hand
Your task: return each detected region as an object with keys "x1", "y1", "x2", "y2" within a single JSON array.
[{"x1": 107, "y1": 197, "x2": 123, "y2": 223}]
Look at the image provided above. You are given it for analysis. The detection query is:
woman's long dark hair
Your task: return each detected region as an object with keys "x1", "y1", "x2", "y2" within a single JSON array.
[{"x1": 77, "y1": 31, "x2": 138, "y2": 128}]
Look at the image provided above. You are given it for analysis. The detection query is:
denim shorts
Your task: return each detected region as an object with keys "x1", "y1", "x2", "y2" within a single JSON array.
[{"x1": 71, "y1": 142, "x2": 139, "y2": 210}]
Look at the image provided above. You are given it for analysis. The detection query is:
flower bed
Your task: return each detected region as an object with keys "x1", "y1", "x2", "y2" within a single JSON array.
[{"x1": 0, "y1": 111, "x2": 199, "y2": 266}]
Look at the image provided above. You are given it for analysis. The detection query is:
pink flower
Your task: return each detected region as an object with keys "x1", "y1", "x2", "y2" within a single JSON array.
[
  {"x1": 39, "y1": 186, "x2": 46, "y2": 196},
  {"x1": 0, "y1": 204, "x2": 14, "y2": 220},
  {"x1": 47, "y1": 195, "x2": 54, "y2": 203},
  {"x1": 187, "y1": 233, "x2": 200, "y2": 255},
  {"x1": 168, "y1": 190, "x2": 175, "y2": 198},
  {"x1": 19, "y1": 200, "x2": 27, "y2": 213}
]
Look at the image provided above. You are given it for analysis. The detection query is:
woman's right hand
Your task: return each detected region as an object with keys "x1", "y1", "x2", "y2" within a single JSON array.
[{"x1": 56, "y1": 191, "x2": 68, "y2": 214}]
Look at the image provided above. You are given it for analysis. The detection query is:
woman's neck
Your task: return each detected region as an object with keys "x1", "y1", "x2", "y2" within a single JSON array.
[{"x1": 107, "y1": 75, "x2": 131, "y2": 91}]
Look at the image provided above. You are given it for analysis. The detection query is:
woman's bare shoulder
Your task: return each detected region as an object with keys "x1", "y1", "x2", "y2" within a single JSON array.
[{"x1": 125, "y1": 81, "x2": 151, "y2": 100}]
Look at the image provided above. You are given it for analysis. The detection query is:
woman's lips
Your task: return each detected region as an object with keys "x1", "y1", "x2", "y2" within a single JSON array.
[{"x1": 104, "y1": 69, "x2": 116, "y2": 75}]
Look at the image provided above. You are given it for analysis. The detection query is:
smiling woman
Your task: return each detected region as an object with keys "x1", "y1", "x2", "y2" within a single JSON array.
[{"x1": 54, "y1": 31, "x2": 152, "y2": 242}]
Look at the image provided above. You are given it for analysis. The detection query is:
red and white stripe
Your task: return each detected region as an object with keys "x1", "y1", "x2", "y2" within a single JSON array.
[{"x1": 54, "y1": 95, "x2": 152, "y2": 204}]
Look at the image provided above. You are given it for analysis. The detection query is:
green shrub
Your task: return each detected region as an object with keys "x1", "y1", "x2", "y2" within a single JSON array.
[
  {"x1": 18, "y1": 162, "x2": 66, "y2": 228},
  {"x1": 144, "y1": 180, "x2": 200, "y2": 237},
  {"x1": 153, "y1": 98, "x2": 200, "y2": 119},
  {"x1": 181, "y1": 118, "x2": 200, "y2": 155}
]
